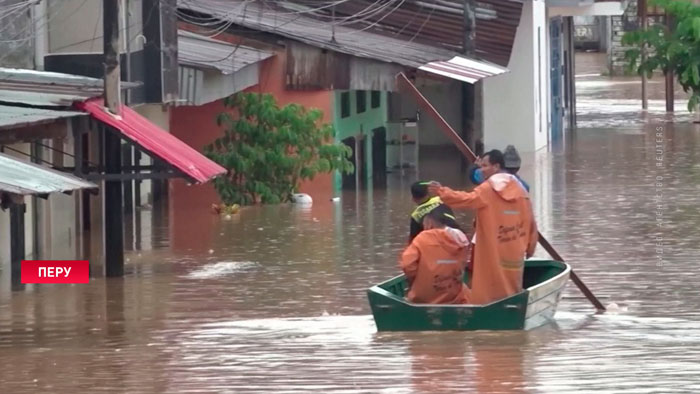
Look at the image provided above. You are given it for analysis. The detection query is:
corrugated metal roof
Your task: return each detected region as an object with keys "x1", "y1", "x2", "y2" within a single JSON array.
[
  {"x1": 419, "y1": 56, "x2": 508, "y2": 84},
  {"x1": 178, "y1": 30, "x2": 274, "y2": 74},
  {"x1": 0, "y1": 68, "x2": 138, "y2": 107},
  {"x1": 177, "y1": 0, "x2": 505, "y2": 71},
  {"x1": 0, "y1": 105, "x2": 85, "y2": 130},
  {"x1": 76, "y1": 98, "x2": 226, "y2": 184},
  {"x1": 0, "y1": 152, "x2": 97, "y2": 195},
  {"x1": 0, "y1": 67, "x2": 103, "y2": 107}
]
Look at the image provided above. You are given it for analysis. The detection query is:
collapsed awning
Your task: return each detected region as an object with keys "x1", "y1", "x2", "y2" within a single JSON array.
[
  {"x1": 76, "y1": 99, "x2": 226, "y2": 184},
  {"x1": 0, "y1": 152, "x2": 97, "y2": 195},
  {"x1": 418, "y1": 56, "x2": 509, "y2": 84}
]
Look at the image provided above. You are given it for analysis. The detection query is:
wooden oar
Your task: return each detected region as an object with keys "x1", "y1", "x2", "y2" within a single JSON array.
[{"x1": 396, "y1": 72, "x2": 606, "y2": 311}]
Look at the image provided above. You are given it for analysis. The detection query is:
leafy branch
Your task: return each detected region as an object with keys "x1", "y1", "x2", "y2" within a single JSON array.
[{"x1": 204, "y1": 92, "x2": 354, "y2": 205}]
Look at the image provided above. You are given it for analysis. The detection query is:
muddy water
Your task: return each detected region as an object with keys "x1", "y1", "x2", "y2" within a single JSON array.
[{"x1": 3, "y1": 54, "x2": 700, "y2": 393}]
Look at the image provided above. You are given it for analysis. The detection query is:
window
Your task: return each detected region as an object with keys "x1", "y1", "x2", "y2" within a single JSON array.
[
  {"x1": 371, "y1": 91, "x2": 381, "y2": 108},
  {"x1": 356, "y1": 91, "x2": 366, "y2": 114},
  {"x1": 341, "y1": 92, "x2": 350, "y2": 118}
]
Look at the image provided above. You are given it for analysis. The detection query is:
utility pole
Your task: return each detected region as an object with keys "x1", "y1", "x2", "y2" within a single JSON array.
[
  {"x1": 640, "y1": 0, "x2": 648, "y2": 110},
  {"x1": 463, "y1": 0, "x2": 476, "y2": 56},
  {"x1": 461, "y1": 0, "x2": 477, "y2": 172},
  {"x1": 104, "y1": 0, "x2": 124, "y2": 277}
]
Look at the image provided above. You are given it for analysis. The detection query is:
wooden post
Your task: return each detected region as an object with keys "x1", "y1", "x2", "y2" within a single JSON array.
[
  {"x1": 10, "y1": 201, "x2": 26, "y2": 288},
  {"x1": 104, "y1": 0, "x2": 124, "y2": 277},
  {"x1": 463, "y1": 0, "x2": 476, "y2": 56},
  {"x1": 640, "y1": 0, "x2": 649, "y2": 110}
]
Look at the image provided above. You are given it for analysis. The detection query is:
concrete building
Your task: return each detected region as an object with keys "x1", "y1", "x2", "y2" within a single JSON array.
[{"x1": 483, "y1": 0, "x2": 624, "y2": 154}]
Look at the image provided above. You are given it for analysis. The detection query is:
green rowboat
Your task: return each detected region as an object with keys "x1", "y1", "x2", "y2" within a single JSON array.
[{"x1": 367, "y1": 259, "x2": 570, "y2": 331}]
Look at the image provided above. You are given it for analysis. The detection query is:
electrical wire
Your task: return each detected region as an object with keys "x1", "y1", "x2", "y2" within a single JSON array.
[{"x1": 0, "y1": 0, "x2": 91, "y2": 65}]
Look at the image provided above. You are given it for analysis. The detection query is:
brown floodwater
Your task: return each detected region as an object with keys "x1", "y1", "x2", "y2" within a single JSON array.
[{"x1": 2, "y1": 54, "x2": 700, "y2": 393}]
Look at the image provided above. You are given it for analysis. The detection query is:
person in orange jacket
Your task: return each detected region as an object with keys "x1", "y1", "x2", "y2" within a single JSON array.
[
  {"x1": 400, "y1": 210, "x2": 471, "y2": 304},
  {"x1": 428, "y1": 149, "x2": 538, "y2": 305}
]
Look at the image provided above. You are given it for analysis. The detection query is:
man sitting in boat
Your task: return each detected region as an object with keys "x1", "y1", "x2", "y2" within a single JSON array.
[
  {"x1": 409, "y1": 181, "x2": 462, "y2": 243},
  {"x1": 400, "y1": 210, "x2": 471, "y2": 304},
  {"x1": 428, "y1": 149, "x2": 538, "y2": 305}
]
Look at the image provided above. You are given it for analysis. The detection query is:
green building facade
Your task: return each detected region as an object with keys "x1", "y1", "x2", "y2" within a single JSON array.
[{"x1": 332, "y1": 90, "x2": 388, "y2": 191}]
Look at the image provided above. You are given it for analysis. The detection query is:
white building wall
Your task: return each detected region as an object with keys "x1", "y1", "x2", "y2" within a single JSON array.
[
  {"x1": 483, "y1": 0, "x2": 549, "y2": 153},
  {"x1": 536, "y1": 1, "x2": 549, "y2": 150}
]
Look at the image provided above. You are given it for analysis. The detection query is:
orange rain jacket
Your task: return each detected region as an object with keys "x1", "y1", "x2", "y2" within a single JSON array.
[
  {"x1": 400, "y1": 227, "x2": 471, "y2": 304},
  {"x1": 437, "y1": 173, "x2": 538, "y2": 305}
]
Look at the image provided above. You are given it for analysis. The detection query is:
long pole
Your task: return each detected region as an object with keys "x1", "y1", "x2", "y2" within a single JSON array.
[
  {"x1": 104, "y1": 0, "x2": 124, "y2": 277},
  {"x1": 640, "y1": 0, "x2": 648, "y2": 110},
  {"x1": 396, "y1": 72, "x2": 606, "y2": 311}
]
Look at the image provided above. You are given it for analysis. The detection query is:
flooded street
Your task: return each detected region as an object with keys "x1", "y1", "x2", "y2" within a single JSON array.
[{"x1": 3, "y1": 53, "x2": 700, "y2": 393}]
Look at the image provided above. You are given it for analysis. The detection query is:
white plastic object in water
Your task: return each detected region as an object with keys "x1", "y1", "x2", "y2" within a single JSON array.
[{"x1": 292, "y1": 193, "x2": 313, "y2": 205}]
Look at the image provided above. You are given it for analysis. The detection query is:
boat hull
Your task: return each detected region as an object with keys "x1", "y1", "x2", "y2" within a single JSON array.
[{"x1": 367, "y1": 259, "x2": 570, "y2": 331}]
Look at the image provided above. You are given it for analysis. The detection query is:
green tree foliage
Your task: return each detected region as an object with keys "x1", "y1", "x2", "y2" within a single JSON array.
[
  {"x1": 623, "y1": 0, "x2": 700, "y2": 111},
  {"x1": 204, "y1": 92, "x2": 354, "y2": 205}
]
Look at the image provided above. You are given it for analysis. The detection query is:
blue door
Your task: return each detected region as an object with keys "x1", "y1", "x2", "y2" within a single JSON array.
[{"x1": 550, "y1": 19, "x2": 563, "y2": 143}]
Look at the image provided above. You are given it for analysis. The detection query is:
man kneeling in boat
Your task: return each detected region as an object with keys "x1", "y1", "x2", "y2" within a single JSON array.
[
  {"x1": 400, "y1": 210, "x2": 471, "y2": 304},
  {"x1": 428, "y1": 149, "x2": 538, "y2": 305}
]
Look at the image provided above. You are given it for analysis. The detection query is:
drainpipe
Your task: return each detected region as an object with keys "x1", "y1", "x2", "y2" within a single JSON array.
[
  {"x1": 124, "y1": 0, "x2": 131, "y2": 105},
  {"x1": 32, "y1": 0, "x2": 48, "y2": 70}
]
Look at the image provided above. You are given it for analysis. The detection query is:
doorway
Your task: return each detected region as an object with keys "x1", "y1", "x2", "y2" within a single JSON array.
[
  {"x1": 341, "y1": 135, "x2": 365, "y2": 189},
  {"x1": 371, "y1": 127, "x2": 387, "y2": 187}
]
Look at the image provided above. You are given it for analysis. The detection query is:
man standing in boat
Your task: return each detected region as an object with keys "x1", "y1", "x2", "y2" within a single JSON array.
[
  {"x1": 400, "y1": 210, "x2": 471, "y2": 304},
  {"x1": 409, "y1": 181, "x2": 462, "y2": 242},
  {"x1": 428, "y1": 149, "x2": 538, "y2": 305},
  {"x1": 470, "y1": 145, "x2": 530, "y2": 192}
]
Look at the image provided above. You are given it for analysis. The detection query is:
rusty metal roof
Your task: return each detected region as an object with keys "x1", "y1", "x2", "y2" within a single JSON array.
[
  {"x1": 178, "y1": 30, "x2": 274, "y2": 74},
  {"x1": 474, "y1": 0, "x2": 524, "y2": 66},
  {"x1": 0, "y1": 105, "x2": 85, "y2": 130},
  {"x1": 294, "y1": 0, "x2": 524, "y2": 67},
  {"x1": 177, "y1": 0, "x2": 512, "y2": 70},
  {"x1": 0, "y1": 152, "x2": 97, "y2": 195}
]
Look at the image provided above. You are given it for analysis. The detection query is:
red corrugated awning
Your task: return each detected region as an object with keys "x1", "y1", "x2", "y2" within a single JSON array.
[{"x1": 76, "y1": 98, "x2": 225, "y2": 184}]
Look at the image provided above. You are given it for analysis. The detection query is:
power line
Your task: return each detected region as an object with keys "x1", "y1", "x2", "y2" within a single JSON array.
[{"x1": 0, "y1": 0, "x2": 91, "y2": 64}]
